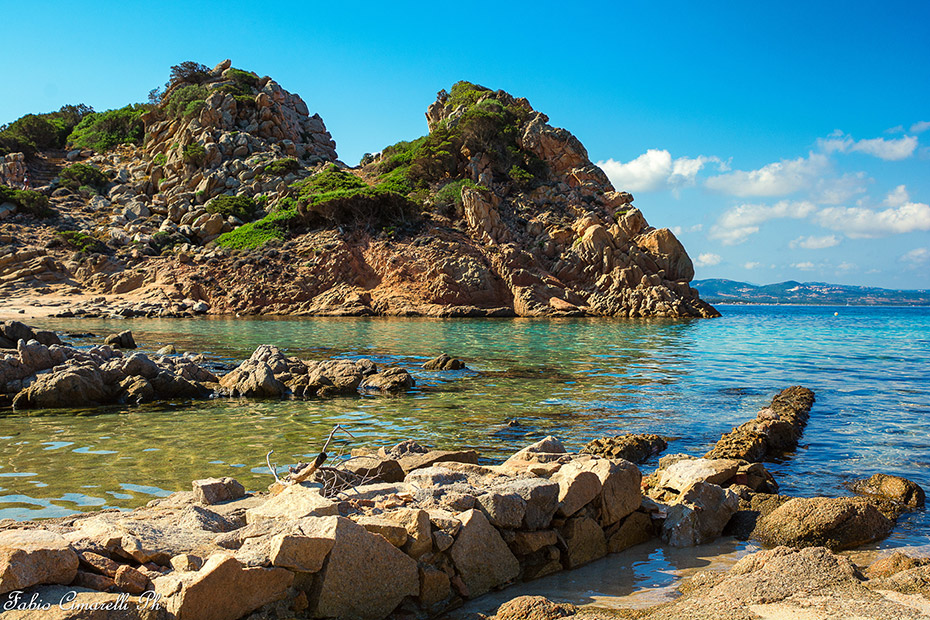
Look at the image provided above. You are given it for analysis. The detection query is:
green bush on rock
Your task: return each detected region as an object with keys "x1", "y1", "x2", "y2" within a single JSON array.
[
  {"x1": 182, "y1": 143, "x2": 206, "y2": 166},
  {"x1": 59, "y1": 163, "x2": 109, "y2": 192},
  {"x1": 67, "y1": 105, "x2": 149, "y2": 152},
  {"x1": 0, "y1": 184, "x2": 54, "y2": 218},
  {"x1": 205, "y1": 195, "x2": 257, "y2": 221},
  {"x1": 56, "y1": 230, "x2": 104, "y2": 253}
]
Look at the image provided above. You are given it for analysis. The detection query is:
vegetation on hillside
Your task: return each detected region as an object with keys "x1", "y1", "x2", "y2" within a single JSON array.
[
  {"x1": 66, "y1": 105, "x2": 150, "y2": 152},
  {"x1": 0, "y1": 105, "x2": 93, "y2": 155},
  {"x1": 58, "y1": 163, "x2": 109, "y2": 193},
  {"x1": 0, "y1": 184, "x2": 54, "y2": 218},
  {"x1": 364, "y1": 81, "x2": 546, "y2": 215}
]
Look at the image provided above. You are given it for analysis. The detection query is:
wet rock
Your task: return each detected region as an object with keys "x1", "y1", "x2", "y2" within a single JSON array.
[
  {"x1": 636, "y1": 546, "x2": 923, "y2": 620},
  {"x1": 359, "y1": 367, "x2": 415, "y2": 393},
  {"x1": 105, "y1": 330, "x2": 137, "y2": 349},
  {"x1": 12, "y1": 363, "x2": 111, "y2": 409},
  {"x1": 867, "y1": 551, "x2": 930, "y2": 579},
  {"x1": 705, "y1": 386, "x2": 815, "y2": 462},
  {"x1": 449, "y1": 509, "x2": 520, "y2": 597},
  {"x1": 157, "y1": 344, "x2": 177, "y2": 355},
  {"x1": 582, "y1": 433, "x2": 668, "y2": 463},
  {"x1": 155, "y1": 553, "x2": 293, "y2": 620},
  {"x1": 310, "y1": 517, "x2": 419, "y2": 620},
  {"x1": 0, "y1": 529, "x2": 79, "y2": 594},
  {"x1": 850, "y1": 473, "x2": 925, "y2": 508},
  {"x1": 725, "y1": 491, "x2": 791, "y2": 540},
  {"x1": 218, "y1": 359, "x2": 286, "y2": 398},
  {"x1": 418, "y1": 564, "x2": 451, "y2": 608},
  {"x1": 491, "y1": 595, "x2": 577, "y2": 620},
  {"x1": 423, "y1": 353, "x2": 467, "y2": 370},
  {"x1": 192, "y1": 477, "x2": 246, "y2": 505},
  {"x1": 606, "y1": 511, "x2": 655, "y2": 552},
  {"x1": 755, "y1": 496, "x2": 894, "y2": 550},
  {"x1": 662, "y1": 481, "x2": 740, "y2": 547},
  {"x1": 559, "y1": 515, "x2": 607, "y2": 569}
]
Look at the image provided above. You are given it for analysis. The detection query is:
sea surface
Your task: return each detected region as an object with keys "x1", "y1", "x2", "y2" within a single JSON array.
[{"x1": 1, "y1": 305, "x2": 927, "y2": 551}]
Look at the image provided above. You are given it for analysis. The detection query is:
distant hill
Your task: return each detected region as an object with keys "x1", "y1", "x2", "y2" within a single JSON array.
[{"x1": 692, "y1": 279, "x2": 930, "y2": 306}]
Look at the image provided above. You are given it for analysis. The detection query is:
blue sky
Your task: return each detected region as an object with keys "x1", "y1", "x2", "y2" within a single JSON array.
[{"x1": 2, "y1": 1, "x2": 928, "y2": 288}]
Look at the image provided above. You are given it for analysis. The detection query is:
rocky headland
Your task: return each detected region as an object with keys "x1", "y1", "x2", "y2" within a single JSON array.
[{"x1": 0, "y1": 60, "x2": 716, "y2": 319}]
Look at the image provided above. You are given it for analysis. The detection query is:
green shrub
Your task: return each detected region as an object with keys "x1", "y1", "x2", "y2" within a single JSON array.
[
  {"x1": 434, "y1": 178, "x2": 476, "y2": 207},
  {"x1": 67, "y1": 105, "x2": 148, "y2": 152},
  {"x1": 57, "y1": 230, "x2": 104, "y2": 253},
  {"x1": 216, "y1": 203, "x2": 300, "y2": 249},
  {"x1": 0, "y1": 184, "x2": 54, "y2": 218},
  {"x1": 0, "y1": 104, "x2": 94, "y2": 155},
  {"x1": 291, "y1": 164, "x2": 368, "y2": 201},
  {"x1": 205, "y1": 195, "x2": 257, "y2": 221},
  {"x1": 168, "y1": 61, "x2": 211, "y2": 87},
  {"x1": 260, "y1": 158, "x2": 300, "y2": 177},
  {"x1": 447, "y1": 81, "x2": 492, "y2": 109},
  {"x1": 182, "y1": 143, "x2": 206, "y2": 166},
  {"x1": 153, "y1": 153, "x2": 167, "y2": 166},
  {"x1": 59, "y1": 163, "x2": 109, "y2": 192},
  {"x1": 150, "y1": 230, "x2": 187, "y2": 253},
  {"x1": 508, "y1": 165, "x2": 534, "y2": 185},
  {"x1": 164, "y1": 85, "x2": 208, "y2": 119}
]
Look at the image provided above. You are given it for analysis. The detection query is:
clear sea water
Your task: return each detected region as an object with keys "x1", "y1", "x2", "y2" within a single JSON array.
[{"x1": 1, "y1": 305, "x2": 927, "y2": 550}]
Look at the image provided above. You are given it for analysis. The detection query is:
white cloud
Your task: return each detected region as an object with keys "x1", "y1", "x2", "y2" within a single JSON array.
[
  {"x1": 884, "y1": 185, "x2": 909, "y2": 207},
  {"x1": 818, "y1": 131, "x2": 917, "y2": 161},
  {"x1": 694, "y1": 253, "x2": 722, "y2": 267},
  {"x1": 816, "y1": 200, "x2": 930, "y2": 238},
  {"x1": 792, "y1": 262, "x2": 816, "y2": 271},
  {"x1": 789, "y1": 234, "x2": 840, "y2": 250},
  {"x1": 744, "y1": 262, "x2": 761, "y2": 270},
  {"x1": 900, "y1": 247, "x2": 930, "y2": 266},
  {"x1": 710, "y1": 200, "x2": 818, "y2": 245},
  {"x1": 705, "y1": 153, "x2": 829, "y2": 197},
  {"x1": 885, "y1": 125, "x2": 905, "y2": 134},
  {"x1": 597, "y1": 150, "x2": 719, "y2": 193},
  {"x1": 837, "y1": 262, "x2": 857, "y2": 271},
  {"x1": 811, "y1": 172, "x2": 869, "y2": 205},
  {"x1": 670, "y1": 224, "x2": 703, "y2": 236},
  {"x1": 910, "y1": 121, "x2": 930, "y2": 134}
]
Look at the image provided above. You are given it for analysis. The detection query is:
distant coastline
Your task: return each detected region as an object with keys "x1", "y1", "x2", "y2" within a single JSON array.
[{"x1": 693, "y1": 278, "x2": 930, "y2": 307}]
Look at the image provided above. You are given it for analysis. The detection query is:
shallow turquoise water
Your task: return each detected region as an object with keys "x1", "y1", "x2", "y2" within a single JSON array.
[{"x1": 0, "y1": 306, "x2": 927, "y2": 548}]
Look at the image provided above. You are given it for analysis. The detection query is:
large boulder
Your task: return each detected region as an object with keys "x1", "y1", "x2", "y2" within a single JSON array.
[
  {"x1": 559, "y1": 515, "x2": 607, "y2": 569},
  {"x1": 449, "y1": 509, "x2": 520, "y2": 597},
  {"x1": 491, "y1": 595, "x2": 577, "y2": 620},
  {"x1": 657, "y1": 458, "x2": 742, "y2": 493},
  {"x1": 12, "y1": 363, "x2": 111, "y2": 409},
  {"x1": 155, "y1": 554, "x2": 292, "y2": 620},
  {"x1": 755, "y1": 497, "x2": 894, "y2": 550},
  {"x1": 310, "y1": 517, "x2": 419, "y2": 620},
  {"x1": 0, "y1": 530, "x2": 79, "y2": 594},
  {"x1": 493, "y1": 478, "x2": 560, "y2": 530},
  {"x1": 359, "y1": 367, "x2": 415, "y2": 393},
  {"x1": 219, "y1": 359, "x2": 286, "y2": 398},
  {"x1": 245, "y1": 484, "x2": 338, "y2": 523},
  {"x1": 662, "y1": 481, "x2": 740, "y2": 547},
  {"x1": 850, "y1": 473, "x2": 925, "y2": 508},
  {"x1": 581, "y1": 433, "x2": 667, "y2": 463}
]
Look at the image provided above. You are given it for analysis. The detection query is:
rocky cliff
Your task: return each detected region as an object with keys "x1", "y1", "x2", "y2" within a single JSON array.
[{"x1": 0, "y1": 62, "x2": 717, "y2": 319}]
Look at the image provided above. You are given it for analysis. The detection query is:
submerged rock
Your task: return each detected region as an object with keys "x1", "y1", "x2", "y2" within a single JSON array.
[
  {"x1": 423, "y1": 353, "x2": 468, "y2": 370},
  {"x1": 850, "y1": 473, "x2": 925, "y2": 508}
]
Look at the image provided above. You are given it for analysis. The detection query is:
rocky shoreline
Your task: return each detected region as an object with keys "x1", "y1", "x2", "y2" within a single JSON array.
[{"x1": 0, "y1": 374, "x2": 925, "y2": 619}]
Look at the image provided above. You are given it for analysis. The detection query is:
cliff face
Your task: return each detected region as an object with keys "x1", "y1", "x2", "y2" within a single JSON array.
[{"x1": 0, "y1": 66, "x2": 717, "y2": 319}]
